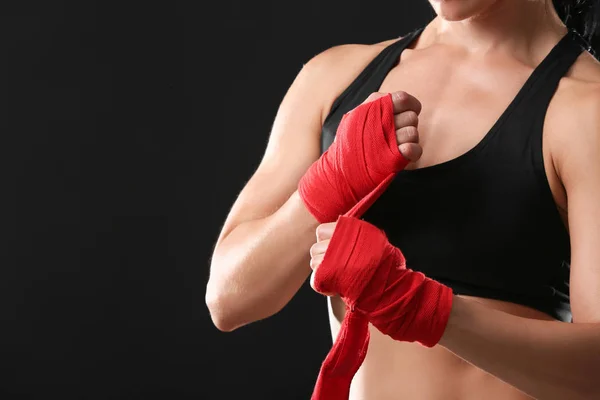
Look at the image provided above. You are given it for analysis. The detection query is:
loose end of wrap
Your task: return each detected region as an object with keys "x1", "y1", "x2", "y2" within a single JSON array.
[{"x1": 311, "y1": 309, "x2": 370, "y2": 400}]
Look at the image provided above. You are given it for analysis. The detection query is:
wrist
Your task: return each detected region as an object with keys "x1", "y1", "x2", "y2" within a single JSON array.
[{"x1": 438, "y1": 294, "x2": 469, "y2": 347}]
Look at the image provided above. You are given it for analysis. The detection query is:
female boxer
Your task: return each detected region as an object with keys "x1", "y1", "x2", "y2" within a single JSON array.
[{"x1": 207, "y1": 1, "x2": 600, "y2": 399}]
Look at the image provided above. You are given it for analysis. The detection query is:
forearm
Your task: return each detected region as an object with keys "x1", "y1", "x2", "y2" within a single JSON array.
[
  {"x1": 206, "y1": 191, "x2": 318, "y2": 331},
  {"x1": 439, "y1": 296, "x2": 600, "y2": 400}
]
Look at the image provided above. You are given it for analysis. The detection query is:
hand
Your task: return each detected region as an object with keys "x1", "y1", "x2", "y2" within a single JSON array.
[
  {"x1": 308, "y1": 216, "x2": 453, "y2": 400},
  {"x1": 361, "y1": 91, "x2": 423, "y2": 163},
  {"x1": 298, "y1": 91, "x2": 423, "y2": 223},
  {"x1": 311, "y1": 216, "x2": 454, "y2": 346},
  {"x1": 309, "y1": 222, "x2": 337, "y2": 296}
]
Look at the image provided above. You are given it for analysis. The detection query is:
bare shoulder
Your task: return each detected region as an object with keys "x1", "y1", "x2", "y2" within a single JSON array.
[
  {"x1": 556, "y1": 51, "x2": 600, "y2": 112},
  {"x1": 303, "y1": 37, "x2": 402, "y2": 124},
  {"x1": 548, "y1": 51, "x2": 600, "y2": 177}
]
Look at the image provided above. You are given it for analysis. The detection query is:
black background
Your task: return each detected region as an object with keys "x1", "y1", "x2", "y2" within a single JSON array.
[
  {"x1": 5, "y1": 1, "x2": 600, "y2": 399},
  {"x1": 2, "y1": 1, "x2": 433, "y2": 399}
]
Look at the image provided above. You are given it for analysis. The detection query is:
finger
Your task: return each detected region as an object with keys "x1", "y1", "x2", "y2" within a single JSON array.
[
  {"x1": 316, "y1": 223, "x2": 336, "y2": 241},
  {"x1": 394, "y1": 110, "x2": 419, "y2": 129},
  {"x1": 398, "y1": 142, "x2": 423, "y2": 162},
  {"x1": 396, "y1": 126, "x2": 419, "y2": 145},
  {"x1": 361, "y1": 92, "x2": 387, "y2": 105},
  {"x1": 310, "y1": 254, "x2": 324, "y2": 271},
  {"x1": 309, "y1": 239, "x2": 330, "y2": 258},
  {"x1": 390, "y1": 91, "x2": 422, "y2": 116}
]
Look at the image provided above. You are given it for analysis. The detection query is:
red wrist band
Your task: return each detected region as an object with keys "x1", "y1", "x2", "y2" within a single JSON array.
[
  {"x1": 311, "y1": 216, "x2": 453, "y2": 400},
  {"x1": 298, "y1": 93, "x2": 408, "y2": 223}
]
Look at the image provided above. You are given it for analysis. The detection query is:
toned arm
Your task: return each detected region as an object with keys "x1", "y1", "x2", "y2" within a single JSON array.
[{"x1": 206, "y1": 41, "x2": 393, "y2": 331}]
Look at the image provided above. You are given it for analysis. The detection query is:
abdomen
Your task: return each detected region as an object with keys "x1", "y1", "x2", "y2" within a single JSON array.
[{"x1": 327, "y1": 295, "x2": 546, "y2": 400}]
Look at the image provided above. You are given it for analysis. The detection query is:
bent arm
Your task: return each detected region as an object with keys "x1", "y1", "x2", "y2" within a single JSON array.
[
  {"x1": 206, "y1": 42, "x2": 390, "y2": 331},
  {"x1": 208, "y1": 191, "x2": 318, "y2": 331}
]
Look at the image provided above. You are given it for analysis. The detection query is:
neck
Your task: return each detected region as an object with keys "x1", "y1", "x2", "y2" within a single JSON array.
[{"x1": 426, "y1": 0, "x2": 568, "y2": 55}]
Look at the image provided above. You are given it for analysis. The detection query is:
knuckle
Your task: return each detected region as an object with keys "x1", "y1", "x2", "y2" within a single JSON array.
[
  {"x1": 415, "y1": 98, "x2": 423, "y2": 112},
  {"x1": 405, "y1": 126, "x2": 419, "y2": 140},
  {"x1": 310, "y1": 257, "x2": 321, "y2": 270},
  {"x1": 313, "y1": 259, "x2": 320, "y2": 270},
  {"x1": 412, "y1": 143, "x2": 423, "y2": 157},
  {"x1": 392, "y1": 91, "x2": 409, "y2": 103},
  {"x1": 315, "y1": 225, "x2": 324, "y2": 241},
  {"x1": 404, "y1": 111, "x2": 419, "y2": 125},
  {"x1": 309, "y1": 242, "x2": 318, "y2": 257}
]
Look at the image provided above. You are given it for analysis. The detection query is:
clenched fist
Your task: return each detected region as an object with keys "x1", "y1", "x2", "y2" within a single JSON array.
[{"x1": 361, "y1": 91, "x2": 423, "y2": 163}]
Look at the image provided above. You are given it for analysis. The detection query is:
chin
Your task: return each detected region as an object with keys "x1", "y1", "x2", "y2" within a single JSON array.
[{"x1": 430, "y1": 0, "x2": 498, "y2": 21}]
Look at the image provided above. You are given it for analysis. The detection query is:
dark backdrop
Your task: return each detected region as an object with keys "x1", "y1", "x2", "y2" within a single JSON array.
[{"x1": 3, "y1": 1, "x2": 431, "y2": 399}]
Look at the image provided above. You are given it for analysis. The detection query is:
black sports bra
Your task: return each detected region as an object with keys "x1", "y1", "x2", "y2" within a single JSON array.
[{"x1": 321, "y1": 28, "x2": 588, "y2": 322}]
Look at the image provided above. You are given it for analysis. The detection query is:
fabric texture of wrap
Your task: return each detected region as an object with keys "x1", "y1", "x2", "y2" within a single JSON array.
[
  {"x1": 301, "y1": 93, "x2": 454, "y2": 400},
  {"x1": 310, "y1": 216, "x2": 453, "y2": 400},
  {"x1": 298, "y1": 93, "x2": 409, "y2": 223}
]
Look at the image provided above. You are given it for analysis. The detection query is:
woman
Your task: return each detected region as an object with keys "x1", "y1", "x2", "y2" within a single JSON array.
[{"x1": 206, "y1": 0, "x2": 600, "y2": 399}]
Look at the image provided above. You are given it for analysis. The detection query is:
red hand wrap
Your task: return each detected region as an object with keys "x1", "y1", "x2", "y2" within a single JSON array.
[
  {"x1": 311, "y1": 216, "x2": 453, "y2": 400},
  {"x1": 298, "y1": 93, "x2": 409, "y2": 223}
]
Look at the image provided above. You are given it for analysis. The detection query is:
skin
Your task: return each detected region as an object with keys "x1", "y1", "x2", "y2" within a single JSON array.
[{"x1": 207, "y1": 0, "x2": 600, "y2": 398}]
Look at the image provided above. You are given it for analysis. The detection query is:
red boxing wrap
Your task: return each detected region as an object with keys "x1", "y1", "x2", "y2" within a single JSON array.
[
  {"x1": 300, "y1": 91, "x2": 452, "y2": 399},
  {"x1": 311, "y1": 217, "x2": 454, "y2": 400},
  {"x1": 298, "y1": 93, "x2": 409, "y2": 223}
]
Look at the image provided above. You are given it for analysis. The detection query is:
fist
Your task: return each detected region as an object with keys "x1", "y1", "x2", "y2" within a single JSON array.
[
  {"x1": 309, "y1": 222, "x2": 337, "y2": 296},
  {"x1": 362, "y1": 91, "x2": 423, "y2": 163}
]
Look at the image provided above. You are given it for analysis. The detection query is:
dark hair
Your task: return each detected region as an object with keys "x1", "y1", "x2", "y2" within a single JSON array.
[{"x1": 552, "y1": 0, "x2": 600, "y2": 42}]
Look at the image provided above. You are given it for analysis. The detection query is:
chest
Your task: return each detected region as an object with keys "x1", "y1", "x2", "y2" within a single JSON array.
[
  {"x1": 378, "y1": 49, "x2": 545, "y2": 169},
  {"x1": 374, "y1": 48, "x2": 569, "y2": 218}
]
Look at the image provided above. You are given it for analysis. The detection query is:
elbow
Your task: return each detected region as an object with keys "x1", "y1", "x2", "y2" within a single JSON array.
[
  {"x1": 205, "y1": 252, "x2": 248, "y2": 332},
  {"x1": 205, "y1": 277, "x2": 283, "y2": 332},
  {"x1": 205, "y1": 255, "x2": 287, "y2": 331},
  {"x1": 205, "y1": 283, "x2": 242, "y2": 332}
]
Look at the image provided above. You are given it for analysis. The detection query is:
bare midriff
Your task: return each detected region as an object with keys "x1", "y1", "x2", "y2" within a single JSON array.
[{"x1": 328, "y1": 296, "x2": 552, "y2": 400}]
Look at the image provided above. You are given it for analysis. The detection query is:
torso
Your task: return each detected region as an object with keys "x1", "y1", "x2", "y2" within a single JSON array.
[{"x1": 319, "y1": 24, "x2": 600, "y2": 400}]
